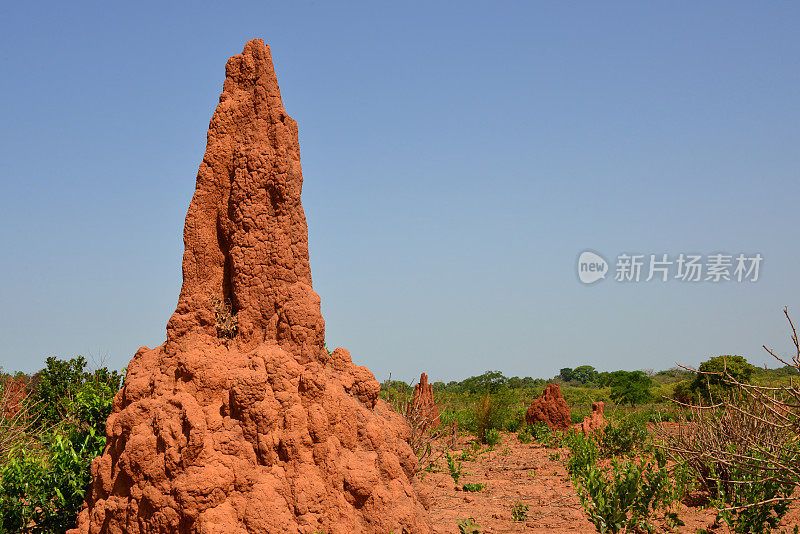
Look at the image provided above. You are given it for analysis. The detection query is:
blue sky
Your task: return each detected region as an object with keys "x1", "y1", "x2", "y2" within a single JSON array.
[{"x1": 1, "y1": 2, "x2": 798, "y2": 382}]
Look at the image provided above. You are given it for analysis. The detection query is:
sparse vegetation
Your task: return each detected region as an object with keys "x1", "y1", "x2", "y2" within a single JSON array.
[
  {"x1": 511, "y1": 501, "x2": 528, "y2": 521},
  {"x1": 445, "y1": 449, "x2": 463, "y2": 486},
  {"x1": 7, "y1": 311, "x2": 800, "y2": 533},
  {"x1": 210, "y1": 294, "x2": 238, "y2": 339},
  {"x1": 457, "y1": 517, "x2": 482, "y2": 533},
  {"x1": 572, "y1": 454, "x2": 683, "y2": 533}
]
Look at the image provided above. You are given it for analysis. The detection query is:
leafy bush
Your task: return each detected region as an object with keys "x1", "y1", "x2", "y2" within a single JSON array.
[
  {"x1": 516, "y1": 426, "x2": 532, "y2": 443},
  {"x1": 473, "y1": 391, "x2": 519, "y2": 441},
  {"x1": 0, "y1": 426, "x2": 105, "y2": 533},
  {"x1": 572, "y1": 455, "x2": 681, "y2": 533},
  {"x1": 462, "y1": 482, "x2": 485, "y2": 492},
  {"x1": 0, "y1": 357, "x2": 123, "y2": 533},
  {"x1": 27, "y1": 356, "x2": 122, "y2": 433},
  {"x1": 597, "y1": 412, "x2": 650, "y2": 458},
  {"x1": 527, "y1": 422, "x2": 560, "y2": 447},
  {"x1": 563, "y1": 431, "x2": 598, "y2": 476},
  {"x1": 709, "y1": 447, "x2": 796, "y2": 533},
  {"x1": 483, "y1": 428, "x2": 500, "y2": 447}
]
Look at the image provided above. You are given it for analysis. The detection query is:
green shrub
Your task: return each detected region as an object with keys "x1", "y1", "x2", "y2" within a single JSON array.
[
  {"x1": 0, "y1": 426, "x2": 105, "y2": 533},
  {"x1": 0, "y1": 357, "x2": 122, "y2": 533},
  {"x1": 484, "y1": 428, "x2": 500, "y2": 447},
  {"x1": 709, "y1": 448, "x2": 796, "y2": 533},
  {"x1": 462, "y1": 482, "x2": 485, "y2": 492},
  {"x1": 563, "y1": 431, "x2": 599, "y2": 476},
  {"x1": 609, "y1": 371, "x2": 654, "y2": 407},
  {"x1": 517, "y1": 426, "x2": 532, "y2": 443},
  {"x1": 572, "y1": 455, "x2": 681, "y2": 533},
  {"x1": 474, "y1": 390, "x2": 518, "y2": 440},
  {"x1": 570, "y1": 408, "x2": 590, "y2": 425},
  {"x1": 27, "y1": 356, "x2": 122, "y2": 433},
  {"x1": 528, "y1": 422, "x2": 560, "y2": 447},
  {"x1": 597, "y1": 412, "x2": 650, "y2": 458},
  {"x1": 504, "y1": 407, "x2": 525, "y2": 432}
]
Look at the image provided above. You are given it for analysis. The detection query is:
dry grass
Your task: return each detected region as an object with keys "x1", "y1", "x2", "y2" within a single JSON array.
[
  {"x1": 383, "y1": 377, "x2": 454, "y2": 472},
  {"x1": 660, "y1": 308, "x2": 800, "y2": 508},
  {"x1": 0, "y1": 375, "x2": 41, "y2": 469},
  {"x1": 210, "y1": 294, "x2": 238, "y2": 340}
]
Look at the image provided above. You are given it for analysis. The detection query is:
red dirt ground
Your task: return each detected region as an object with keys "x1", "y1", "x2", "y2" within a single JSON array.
[{"x1": 423, "y1": 431, "x2": 800, "y2": 533}]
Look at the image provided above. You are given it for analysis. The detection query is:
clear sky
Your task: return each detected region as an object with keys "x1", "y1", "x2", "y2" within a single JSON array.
[{"x1": 1, "y1": 2, "x2": 798, "y2": 383}]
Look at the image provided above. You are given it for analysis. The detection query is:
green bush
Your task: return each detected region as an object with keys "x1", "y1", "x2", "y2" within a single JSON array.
[
  {"x1": 0, "y1": 427, "x2": 105, "y2": 533},
  {"x1": 527, "y1": 422, "x2": 561, "y2": 447},
  {"x1": 516, "y1": 426, "x2": 532, "y2": 443},
  {"x1": 0, "y1": 357, "x2": 122, "y2": 533},
  {"x1": 483, "y1": 428, "x2": 500, "y2": 447},
  {"x1": 709, "y1": 448, "x2": 796, "y2": 533},
  {"x1": 473, "y1": 390, "x2": 521, "y2": 441},
  {"x1": 563, "y1": 431, "x2": 599, "y2": 476},
  {"x1": 597, "y1": 412, "x2": 650, "y2": 458},
  {"x1": 572, "y1": 455, "x2": 681, "y2": 533},
  {"x1": 462, "y1": 482, "x2": 485, "y2": 492},
  {"x1": 27, "y1": 356, "x2": 122, "y2": 433}
]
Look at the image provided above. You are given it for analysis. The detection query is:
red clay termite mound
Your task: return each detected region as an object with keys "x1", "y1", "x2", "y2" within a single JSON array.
[
  {"x1": 70, "y1": 39, "x2": 432, "y2": 534},
  {"x1": 409, "y1": 373, "x2": 440, "y2": 430},
  {"x1": 525, "y1": 382, "x2": 571, "y2": 430},
  {"x1": 576, "y1": 401, "x2": 606, "y2": 436}
]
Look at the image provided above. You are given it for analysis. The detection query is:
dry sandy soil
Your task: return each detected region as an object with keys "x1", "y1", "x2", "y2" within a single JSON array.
[{"x1": 422, "y1": 431, "x2": 800, "y2": 533}]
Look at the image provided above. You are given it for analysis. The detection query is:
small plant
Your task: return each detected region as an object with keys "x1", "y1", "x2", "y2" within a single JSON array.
[
  {"x1": 210, "y1": 294, "x2": 237, "y2": 339},
  {"x1": 445, "y1": 449, "x2": 463, "y2": 485},
  {"x1": 517, "y1": 426, "x2": 532, "y2": 443},
  {"x1": 484, "y1": 428, "x2": 500, "y2": 447},
  {"x1": 549, "y1": 451, "x2": 561, "y2": 461},
  {"x1": 511, "y1": 501, "x2": 528, "y2": 522},
  {"x1": 462, "y1": 482, "x2": 485, "y2": 492},
  {"x1": 457, "y1": 440, "x2": 482, "y2": 461},
  {"x1": 457, "y1": 517, "x2": 481, "y2": 534}
]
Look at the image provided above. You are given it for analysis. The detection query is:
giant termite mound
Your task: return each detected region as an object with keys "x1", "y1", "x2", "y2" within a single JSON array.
[{"x1": 70, "y1": 39, "x2": 432, "y2": 534}]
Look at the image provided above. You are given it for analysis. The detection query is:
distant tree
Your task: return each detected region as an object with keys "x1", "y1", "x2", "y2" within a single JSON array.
[
  {"x1": 572, "y1": 365, "x2": 599, "y2": 385},
  {"x1": 459, "y1": 371, "x2": 508, "y2": 394},
  {"x1": 690, "y1": 355, "x2": 755, "y2": 402},
  {"x1": 609, "y1": 371, "x2": 654, "y2": 407},
  {"x1": 559, "y1": 368, "x2": 574, "y2": 382},
  {"x1": 506, "y1": 376, "x2": 523, "y2": 389},
  {"x1": 380, "y1": 379, "x2": 411, "y2": 394}
]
